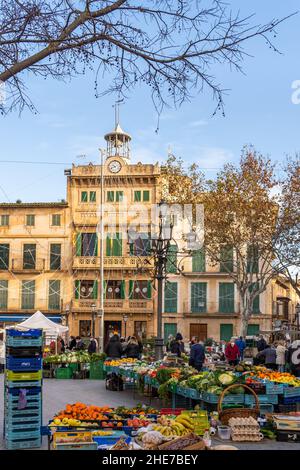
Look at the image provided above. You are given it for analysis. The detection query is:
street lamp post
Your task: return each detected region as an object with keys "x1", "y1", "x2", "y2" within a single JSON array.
[
  {"x1": 91, "y1": 303, "x2": 96, "y2": 338},
  {"x1": 123, "y1": 314, "x2": 128, "y2": 338},
  {"x1": 296, "y1": 303, "x2": 300, "y2": 336}
]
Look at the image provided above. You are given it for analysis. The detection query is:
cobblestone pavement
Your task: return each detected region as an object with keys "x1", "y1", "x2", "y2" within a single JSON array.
[{"x1": 1, "y1": 374, "x2": 300, "y2": 451}]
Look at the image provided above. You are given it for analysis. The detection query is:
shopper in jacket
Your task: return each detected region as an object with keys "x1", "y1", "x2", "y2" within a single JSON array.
[
  {"x1": 88, "y1": 337, "x2": 97, "y2": 354},
  {"x1": 68, "y1": 336, "x2": 77, "y2": 350},
  {"x1": 105, "y1": 334, "x2": 123, "y2": 359},
  {"x1": 170, "y1": 333, "x2": 183, "y2": 357},
  {"x1": 235, "y1": 336, "x2": 246, "y2": 361},
  {"x1": 225, "y1": 340, "x2": 240, "y2": 366},
  {"x1": 125, "y1": 336, "x2": 140, "y2": 359},
  {"x1": 257, "y1": 335, "x2": 267, "y2": 352},
  {"x1": 256, "y1": 344, "x2": 277, "y2": 370},
  {"x1": 189, "y1": 338, "x2": 205, "y2": 371},
  {"x1": 287, "y1": 340, "x2": 300, "y2": 377},
  {"x1": 276, "y1": 341, "x2": 287, "y2": 373}
]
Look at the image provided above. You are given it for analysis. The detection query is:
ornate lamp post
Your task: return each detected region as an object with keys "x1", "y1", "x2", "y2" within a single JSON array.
[
  {"x1": 296, "y1": 303, "x2": 300, "y2": 335},
  {"x1": 91, "y1": 302, "x2": 96, "y2": 338},
  {"x1": 123, "y1": 314, "x2": 128, "y2": 338}
]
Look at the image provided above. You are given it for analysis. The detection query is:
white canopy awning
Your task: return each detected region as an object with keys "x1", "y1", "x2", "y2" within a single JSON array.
[{"x1": 16, "y1": 310, "x2": 68, "y2": 336}]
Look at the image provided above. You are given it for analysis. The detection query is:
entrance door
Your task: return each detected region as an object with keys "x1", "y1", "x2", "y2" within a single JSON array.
[
  {"x1": 190, "y1": 323, "x2": 207, "y2": 342},
  {"x1": 164, "y1": 323, "x2": 177, "y2": 342},
  {"x1": 104, "y1": 321, "x2": 122, "y2": 346}
]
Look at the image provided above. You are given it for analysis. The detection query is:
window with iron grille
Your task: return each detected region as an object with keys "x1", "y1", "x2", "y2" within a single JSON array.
[
  {"x1": 164, "y1": 282, "x2": 178, "y2": 313},
  {"x1": 21, "y1": 280, "x2": 35, "y2": 309},
  {"x1": 48, "y1": 280, "x2": 61, "y2": 310}
]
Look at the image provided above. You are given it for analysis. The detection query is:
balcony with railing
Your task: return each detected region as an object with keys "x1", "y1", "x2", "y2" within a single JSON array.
[
  {"x1": 72, "y1": 298, "x2": 154, "y2": 313},
  {"x1": 182, "y1": 300, "x2": 240, "y2": 316},
  {"x1": 11, "y1": 258, "x2": 46, "y2": 272},
  {"x1": 73, "y1": 256, "x2": 154, "y2": 270}
]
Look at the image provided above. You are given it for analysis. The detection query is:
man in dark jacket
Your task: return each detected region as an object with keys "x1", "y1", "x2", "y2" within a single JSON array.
[
  {"x1": 256, "y1": 345, "x2": 277, "y2": 370},
  {"x1": 287, "y1": 340, "x2": 300, "y2": 377},
  {"x1": 257, "y1": 336, "x2": 267, "y2": 352},
  {"x1": 105, "y1": 334, "x2": 123, "y2": 358},
  {"x1": 125, "y1": 337, "x2": 140, "y2": 359},
  {"x1": 88, "y1": 337, "x2": 97, "y2": 354},
  {"x1": 189, "y1": 338, "x2": 205, "y2": 371}
]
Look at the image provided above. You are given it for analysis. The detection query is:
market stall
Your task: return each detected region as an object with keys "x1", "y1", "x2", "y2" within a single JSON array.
[{"x1": 43, "y1": 352, "x2": 106, "y2": 379}]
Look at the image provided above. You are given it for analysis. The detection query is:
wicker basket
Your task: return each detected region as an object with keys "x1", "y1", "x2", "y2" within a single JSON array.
[{"x1": 217, "y1": 383, "x2": 260, "y2": 425}]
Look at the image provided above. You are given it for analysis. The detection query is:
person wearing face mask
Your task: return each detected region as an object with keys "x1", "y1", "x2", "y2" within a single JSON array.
[{"x1": 225, "y1": 339, "x2": 240, "y2": 366}]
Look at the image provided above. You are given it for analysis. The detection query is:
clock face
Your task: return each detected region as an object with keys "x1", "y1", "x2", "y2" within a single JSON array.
[{"x1": 108, "y1": 160, "x2": 121, "y2": 173}]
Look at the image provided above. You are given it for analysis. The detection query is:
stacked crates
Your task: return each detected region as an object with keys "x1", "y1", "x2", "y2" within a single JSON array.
[{"x1": 4, "y1": 328, "x2": 43, "y2": 449}]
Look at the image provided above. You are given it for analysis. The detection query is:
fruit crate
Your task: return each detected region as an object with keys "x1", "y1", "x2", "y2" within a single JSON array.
[
  {"x1": 277, "y1": 403, "x2": 298, "y2": 413},
  {"x1": 92, "y1": 432, "x2": 131, "y2": 447},
  {"x1": 244, "y1": 394, "x2": 278, "y2": 405},
  {"x1": 256, "y1": 403, "x2": 274, "y2": 414},
  {"x1": 186, "y1": 388, "x2": 201, "y2": 400},
  {"x1": 283, "y1": 387, "x2": 300, "y2": 398},
  {"x1": 160, "y1": 408, "x2": 186, "y2": 415},
  {"x1": 55, "y1": 442, "x2": 98, "y2": 450},
  {"x1": 5, "y1": 417, "x2": 41, "y2": 429},
  {"x1": 6, "y1": 328, "x2": 42, "y2": 338},
  {"x1": 6, "y1": 380, "x2": 41, "y2": 388},
  {"x1": 6, "y1": 370, "x2": 42, "y2": 381},
  {"x1": 181, "y1": 410, "x2": 209, "y2": 436},
  {"x1": 6, "y1": 414, "x2": 41, "y2": 425},
  {"x1": 5, "y1": 428, "x2": 41, "y2": 440},
  {"x1": 55, "y1": 367, "x2": 73, "y2": 379},
  {"x1": 5, "y1": 437, "x2": 41, "y2": 450},
  {"x1": 172, "y1": 393, "x2": 192, "y2": 410},
  {"x1": 6, "y1": 337, "x2": 43, "y2": 347},
  {"x1": 176, "y1": 385, "x2": 188, "y2": 397},
  {"x1": 53, "y1": 431, "x2": 93, "y2": 448},
  {"x1": 282, "y1": 396, "x2": 300, "y2": 404},
  {"x1": 168, "y1": 382, "x2": 177, "y2": 393},
  {"x1": 6, "y1": 386, "x2": 41, "y2": 396},
  {"x1": 6, "y1": 356, "x2": 42, "y2": 371},
  {"x1": 265, "y1": 383, "x2": 284, "y2": 395},
  {"x1": 89, "y1": 361, "x2": 105, "y2": 380},
  {"x1": 6, "y1": 346, "x2": 42, "y2": 358},
  {"x1": 201, "y1": 392, "x2": 244, "y2": 404}
]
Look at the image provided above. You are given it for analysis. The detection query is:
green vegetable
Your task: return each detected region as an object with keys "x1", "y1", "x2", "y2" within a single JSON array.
[{"x1": 217, "y1": 372, "x2": 236, "y2": 386}]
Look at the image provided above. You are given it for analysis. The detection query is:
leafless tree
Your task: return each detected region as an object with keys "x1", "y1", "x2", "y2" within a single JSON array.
[{"x1": 0, "y1": 1, "x2": 295, "y2": 115}]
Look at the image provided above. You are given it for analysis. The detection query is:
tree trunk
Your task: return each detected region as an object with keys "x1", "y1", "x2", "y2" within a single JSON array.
[{"x1": 240, "y1": 311, "x2": 249, "y2": 337}]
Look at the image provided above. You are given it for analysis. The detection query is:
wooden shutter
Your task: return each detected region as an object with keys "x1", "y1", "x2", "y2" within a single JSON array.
[
  {"x1": 147, "y1": 280, "x2": 152, "y2": 299},
  {"x1": 75, "y1": 280, "x2": 80, "y2": 299},
  {"x1": 116, "y1": 191, "x2": 123, "y2": 202},
  {"x1": 81, "y1": 191, "x2": 88, "y2": 202},
  {"x1": 106, "y1": 234, "x2": 112, "y2": 256},
  {"x1": 120, "y1": 280, "x2": 125, "y2": 299},
  {"x1": 192, "y1": 248, "x2": 205, "y2": 272},
  {"x1": 164, "y1": 282, "x2": 178, "y2": 313},
  {"x1": 0, "y1": 244, "x2": 9, "y2": 270},
  {"x1": 92, "y1": 280, "x2": 98, "y2": 299},
  {"x1": 89, "y1": 191, "x2": 96, "y2": 202},
  {"x1": 219, "y1": 283, "x2": 234, "y2": 313},
  {"x1": 129, "y1": 280, "x2": 134, "y2": 299},
  {"x1": 220, "y1": 246, "x2": 234, "y2": 272},
  {"x1": 166, "y1": 244, "x2": 178, "y2": 273},
  {"x1": 134, "y1": 190, "x2": 141, "y2": 202},
  {"x1": 247, "y1": 245, "x2": 259, "y2": 273},
  {"x1": 143, "y1": 190, "x2": 150, "y2": 202},
  {"x1": 164, "y1": 323, "x2": 177, "y2": 341},
  {"x1": 112, "y1": 233, "x2": 122, "y2": 256},
  {"x1": 191, "y1": 283, "x2": 207, "y2": 313},
  {"x1": 21, "y1": 280, "x2": 35, "y2": 309},
  {"x1": 107, "y1": 191, "x2": 114, "y2": 202},
  {"x1": 220, "y1": 324, "x2": 233, "y2": 341},
  {"x1": 247, "y1": 324, "x2": 260, "y2": 335},
  {"x1": 250, "y1": 283, "x2": 260, "y2": 314},
  {"x1": 0, "y1": 280, "x2": 8, "y2": 309},
  {"x1": 49, "y1": 280, "x2": 60, "y2": 310},
  {"x1": 76, "y1": 233, "x2": 82, "y2": 256}
]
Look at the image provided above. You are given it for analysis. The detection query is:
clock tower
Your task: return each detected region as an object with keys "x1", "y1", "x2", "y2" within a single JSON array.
[{"x1": 104, "y1": 121, "x2": 131, "y2": 163}]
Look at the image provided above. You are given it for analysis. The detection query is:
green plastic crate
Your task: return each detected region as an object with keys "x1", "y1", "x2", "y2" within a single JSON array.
[
  {"x1": 89, "y1": 361, "x2": 105, "y2": 380},
  {"x1": 55, "y1": 367, "x2": 73, "y2": 379}
]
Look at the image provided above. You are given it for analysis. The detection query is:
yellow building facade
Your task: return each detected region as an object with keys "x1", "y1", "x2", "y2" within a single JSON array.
[{"x1": 0, "y1": 122, "x2": 298, "y2": 345}]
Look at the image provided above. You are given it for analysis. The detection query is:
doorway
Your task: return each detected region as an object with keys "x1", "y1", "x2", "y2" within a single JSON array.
[
  {"x1": 104, "y1": 321, "x2": 122, "y2": 346},
  {"x1": 190, "y1": 323, "x2": 207, "y2": 342}
]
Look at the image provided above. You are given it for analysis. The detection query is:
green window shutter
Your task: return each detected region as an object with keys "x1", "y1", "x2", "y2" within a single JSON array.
[
  {"x1": 92, "y1": 280, "x2": 98, "y2": 299},
  {"x1": 21, "y1": 280, "x2": 35, "y2": 309},
  {"x1": 103, "y1": 280, "x2": 107, "y2": 299},
  {"x1": 219, "y1": 283, "x2": 235, "y2": 313},
  {"x1": 81, "y1": 191, "x2": 88, "y2": 202},
  {"x1": 191, "y1": 282, "x2": 207, "y2": 313},
  {"x1": 0, "y1": 244, "x2": 9, "y2": 270},
  {"x1": 164, "y1": 282, "x2": 178, "y2": 313},
  {"x1": 75, "y1": 280, "x2": 80, "y2": 299},
  {"x1": 134, "y1": 190, "x2": 141, "y2": 202},
  {"x1": 147, "y1": 280, "x2": 152, "y2": 299},
  {"x1": 107, "y1": 191, "x2": 114, "y2": 202},
  {"x1": 220, "y1": 246, "x2": 234, "y2": 272},
  {"x1": 52, "y1": 214, "x2": 61, "y2": 226},
  {"x1": 106, "y1": 234, "x2": 112, "y2": 256},
  {"x1": 247, "y1": 324, "x2": 260, "y2": 336},
  {"x1": 112, "y1": 233, "x2": 122, "y2": 256},
  {"x1": 192, "y1": 248, "x2": 205, "y2": 272},
  {"x1": 26, "y1": 214, "x2": 35, "y2": 226},
  {"x1": 129, "y1": 280, "x2": 134, "y2": 299},
  {"x1": 220, "y1": 324, "x2": 233, "y2": 342},
  {"x1": 90, "y1": 191, "x2": 96, "y2": 202},
  {"x1": 0, "y1": 215, "x2": 9, "y2": 226},
  {"x1": 76, "y1": 233, "x2": 82, "y2": 256},
  {"x1": 249, "y1": 283, "x2": 260, "y2": 314},
  {"x1": 92, "y1": 234, "x2": 98, "y2": 256},
  {"x1": 116, "y1": 191, "x2": 124, "y2": 202},
  {"x1": 48, "y1": 280, "x2": 60, "y2": 310},
  {"x1": 143, "y1": 190, "x2": 150, "y2": 202},
  {"x1": 50, "y1": 244, "x2": 61, "y2": 270},
  {"x1": 166, "y1": 244, "x2": 178, "y2": 273},
  {"x1": 23, "y1": 244, "x2": 36, "y2": 269},
  {"x1": 247, "y1": 245, "x2": 259, "y2": 273},
  {"x1": 120, "y1": 280, "x2": 125, "y2": 299},
  {"x1": 0, "y1": 280, "x2": 8, "y2": 309},
  {"x1": 164, "y1": 323, "x2": 177, "y2": 342}
]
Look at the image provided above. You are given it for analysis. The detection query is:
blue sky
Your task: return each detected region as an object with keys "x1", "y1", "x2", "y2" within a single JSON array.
[{"x1": 0, "y1": 0, "x2": 300, "y2": 202}]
